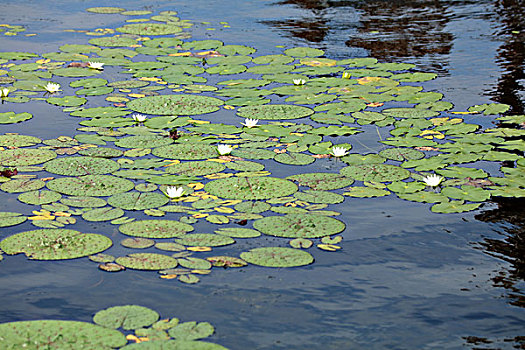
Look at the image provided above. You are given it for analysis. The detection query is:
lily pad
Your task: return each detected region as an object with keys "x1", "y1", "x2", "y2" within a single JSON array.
[
  {"x1": 117, "y1": 23, "x2": 183, "y2": 35},
  {"x1": 47, "y1": 96, "x2": 87, "y2": 107},
  {"x1": 1, "y1": 178, "x2": 45, "y2": 193},
  {"x1": 82, "y1": 207, "x2": 125, "y2": 222},
  {"x1": 0, "y1": 212, "x2": 27, "y2": 228},
  {"x1": 205, "y1": 177, "x2": 298, "y2": 200},
  {"x1": 47, "y1": 175, "x2": 134, "y2": 196},
  {"x1": 116, "y1": 253, "x2": 179, "y2": 270},
  {"x1": 0, "y1": 320, "x2": 126, "y2": 349},
  {"x1": 168, "y1": 322, "x2": 214, "y2": 340},
  {"x1": 379, "y1": 148, "x2": 424, "y2": 161},
  {"x1": 215, "y1": 227, "x2": 261, "y2": 238},
  {"x1": 237, "y1": 104, "x2": 313, "y2": 120},
  {"x1": 60, "y1": 196, "x2": 107, "y2": 208},
  {"x1": 431, "y1": 200, "x2": 482, "y2": 213},
  {"x1": 0, "y1": 148, "x2": 57, "y2": 166},
  {"x1": 175, "y1": 234, "x2": 235, "y2": 247},
  {"x1": 108, "y1": 192, "x2": 169, "y2": 210},
  {"x1": 340, "y1": 164, "x2": 410, "y2": 182},
  {"x1": 153, "y1": 144, "x2": 219, "y2": 160},
  {"x1": 17, "y1": 190, "x2": 61, "y2": 205},
  {"x1": 165, "y1": 161, "x2": 226, "y2": 176},
  {"x1": 0, "y1": 135, "x2": 40, "y2": 148},
  {"x1": 225, "y1": 160, "x2": 265, "y2": 172},
  {"x1": 274, "y1": 152, "x2": 314, "y2": 165},
  {"x1": 178, "y1": 257, "x2": 212, "y2": 270},
  {"x1": 0, "y1": 112, "x2": 33, "y2": 124},
  {"x1": 121, "y1": 238, "x2": 155, "y2": 249},
  {"x1": 233, "y1": 201, "x2": 270, "y2": 213},
  {"x1": 343, "y1": 186, "x2": 390, "y2": 197},
  {"x1": 119, "y1": 220, "x2": 193, "y2": 238},
  {"x1": 78, "y1": 147, "x2": 124, "y2": 158},
  {"x1": 44, "y1": 156, "x2": 119, "y2": 176},
  {"x1": 286, "y1": 173, "x2": 354, "y2": 190},
  {"x1": 114, "y1": 135, "x2": 173, "y2": 149},
  {"x1": 240, "y1": 247, "x2": 314, "y2": 267},
  {"x1": 127, "y1": 95, "x2": 224, "y2": 115},
  {"x1": 87, "y1": 6, "x2": 125, "y2": 13},
  {"x1": 207, "y1": 256, "x2": 247, "y2": 268},
  {"x1": 253, "y1": 213, "x2": 345, "y2": 238},
  {"x1": 120, "y1": 340, "x2": 228, "y2": 349},
  {"x1": 93, "y1": 305, "x2": 159, "y2": 330},
  {"x1": 0, "y1": 229, "x2": 112, "y2": 260}
]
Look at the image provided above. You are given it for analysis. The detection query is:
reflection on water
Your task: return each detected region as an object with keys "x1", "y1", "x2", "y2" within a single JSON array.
[{"x1": 475, "y1": 198, "x2": 525, "y2": 308}]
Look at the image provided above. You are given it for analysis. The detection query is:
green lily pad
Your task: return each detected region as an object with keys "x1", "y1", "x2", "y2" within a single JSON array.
[
  {"x1": 379, "y1": 148, "x2": 424, "y2": 161},
  {"x1": 153, "y1": 144, "x2": 219, "y2": 160},
  {"x1": 87, "y1": 6, "x2": 125, "y2": 13},
  {"x1": 286, "y1": 173, "x2": 354, "y2": 190},
  {"x1": 168, "y1": 321, "x2": 214, "y2": 341},
  {"x1": 175, "y1": 234, "x2": 235, "y2": 247},
  {"x1": 47, "y1": 175, "x2": 134, "y2": 196},
  {"x1": 121, "y1": 238, "x2": 155, "y2": 249},
  {"x1": 274, "y1": 152, "x2": 315, "y2": 165},
  {"x1": 89, "y1": 36, "x2": 138, "y2": 47},
  {"x1": 119, "y1": 220, "x2": 193, "y2": 238},
  {"x1": 205, "y1": 177, "x2": 298, "y2": 200},
  {"x1": 93, "y1": 305, "x2": 159, "y2": 330},
  {"x1": 78, "y1": 147, "x2": 124, "y2": 158},
  {"x1": 0, "y1": 229, "x2": 112, "y2": 260},
  {"x1": 0, "y1": 212, "x2": 27, "y2": 228},
  {"x1": 0, "y1": 320, "x2": 126, "y2": 349},
  {"x1": 17, "y1": 190, "x2": 61, "y2": 205},
  {"x1": 214, "y1": 227, "x2": 261, "y2": 238},
  {"x1": 117, "y1": 23, "x2": 182, "y2": 35},
  {"x1": 155, "y1": 242, "x2": 186, "y2": 252},
  {"x1": 127, "y1": 95, "x2": 224, "y2": 116},
  {"x1": 1, "y1": 179, "x2": 45, "y2": 193},
  {"x1": 0, "y1": 112, "x2": 33, "y2": 124},
  {"x1": 233, "y1": 201, "x2": 270, "y2": 213},
  {"x1": 60, "y1": 196, "x2": 107, "y2": 207},
  {"x1": 294, "y1": 190, "x2": 344, "y2": 204},
  {"x1": 76, "y1": 86, "x2": 114, "y2": 96},
  {"x1": 343, "y1": 186, "x2": 390, "y2": 197},
  {"x1": 289, "y1": 238, "x2": 314, "y2": 249},
  {"x1": 253, "y1": 213, "x2": 345, "y2": 238},
  {"x1": 231, "y1": 148, "x2": 275, "y2": 160},
  {"x1": 165, "y1": 161, "x2": 226, "y2": 176},
  {"x1": 89, "y1": 253, "x2": 115, "y2": 263},
  {"x1": 82, "y1": 207, "x2": 125, "y2": 222},
  {"x1": 70, "y1": 106, "x2": 130, "y2": 118},
  {"x1": 441, "y1": 185, "x2": 491, "y2": 202},
  {"x1": 397, "y1": 191, "x2": 448, "y2": 203},
  {"x1": 340, "y1": 164, "x2": 410, "y2": 182},
  {"x1": 109, "y1": 80, "x2": 149, "y2": 89},
  {"x1": 0, "y1": 135, "x2": 40, "y2": 147},
  {"x1": 468, "y1": 103, "x2": 510, "y2": 115},
  {"x1": 431, "y1": 200, "x2": 482, "y2": 213},
  {"x1": 46, "y1": 96, "x2": 87, "y2": 107},
  {"x1": 237, "y1": 104, "x2": 313, "y2": 120},
  {"x1": 0, "y1": 148, "x2": 57, "y2": 166},
  {"x1": 107, "y1": 192, "x2": 169, "y2": 210},
  {"x1": 51, "y1": 67, "x2": 101, "y2": 77},
  {"x1": 241, "y1": 247, "x2": 314, "y2": 267},
  {"x1": 44, "y1": 156, "x2": 119, "y2": 176},
  {"x1": 178, "y1": 257, "x2": 212, "y2": 270},
  {"x1": 116, "y1": 253, "x2": 179, "y2": 270}
]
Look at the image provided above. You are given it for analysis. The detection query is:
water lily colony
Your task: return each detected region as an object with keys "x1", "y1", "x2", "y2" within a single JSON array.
[{"x1": 0, "y1": 5, "x2": 523, "y2": 348}]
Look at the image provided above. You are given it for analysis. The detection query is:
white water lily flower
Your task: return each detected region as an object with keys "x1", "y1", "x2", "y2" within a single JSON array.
[
  {"x1": 330, "y1": 146, "x2": 349, "y2": 158},
  {"x1": 132, "y1": 113, "x2": 147, "y2": 123},
  {"x1": 241, "y1": 118, "x2": 259, "y2": 128},
  {"x1": 0, "y1": 88, "x2": 9, "y2": 98},
  {"x1": 293, "y1": 78, "x2": 306, "y2": 86},
  {"x1": 44, "y1": 82, "x2": 61, "y2": 94},
  {"x1": 423, "y1": 174, "x2": 443, "y2": 187},
  {"x1": 342, "y1": 72, "x2": 351, "y2": 79},
  {"x1": 165, "y1": 186, "x2": 185, "y2": 198},
  {"x1": 217, "y1": 144, "x2": 233, "y2": 155},
  {"x1": 87, "y1": 61, "x2": 104, "y2": 70}
]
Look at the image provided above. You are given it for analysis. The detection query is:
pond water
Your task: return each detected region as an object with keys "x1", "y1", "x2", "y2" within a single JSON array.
[{"x1": 0, "y1": 0, "x2": 523, "y2": 349}]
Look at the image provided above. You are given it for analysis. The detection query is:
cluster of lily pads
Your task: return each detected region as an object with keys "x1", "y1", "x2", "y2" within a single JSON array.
[
  {"x1": 0, "y1": 6, "x2": 524, "y2": 280},
  {"x1": 0, "y1": 304, "x2": 229, "y2": 349}
]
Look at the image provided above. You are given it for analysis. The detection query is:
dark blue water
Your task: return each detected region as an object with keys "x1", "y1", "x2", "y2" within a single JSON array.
[{"x1": 0, "y1": 1, "x2": 523, "y2": 349}]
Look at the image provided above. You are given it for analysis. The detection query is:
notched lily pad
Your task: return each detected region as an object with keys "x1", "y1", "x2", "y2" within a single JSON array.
[
  {"x1": 205, "y1": 177, "x2": 298, "y2": 200},
  {"x1": 175, "y1": 234, "x2": 235, "y2": 247},
  {"x1": 253, "y1": 214, "x2": 345, "y2": 238},
  {"x1": 119, "y1": 220, "x2": 194, "y2": 238},
  {"x1": 127, "y1": 94, "x2": 224, "y2": 115},
  {"x1": 93, "y1": 305, "x2": 159, "y2": 330},
  {"x1": 241, "y1": 247, "x2": 314, "y2": 267},
  {"x1": 0, "y1": 229, "x2": 112, "y2": 260},
  {"x1": 116, "y1": 253, "x2": 179, "y2": 270},
  {"x1": 47, "y1": 175, "x2": 134, "y2": 196},
  {"x1": 237, "y1": 104, "x2": 313, "y2": 120},
  {"x1": 44, "y1": 156, "x2": 119, "y2": 176}
]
